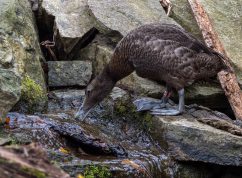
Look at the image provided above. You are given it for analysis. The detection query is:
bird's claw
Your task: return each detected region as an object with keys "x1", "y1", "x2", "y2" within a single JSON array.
[{"x1": 150, "y1": 108, "x2": 181, "y2": 116}]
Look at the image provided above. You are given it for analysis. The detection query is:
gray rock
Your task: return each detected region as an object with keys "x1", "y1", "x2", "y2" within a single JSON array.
[
  {"x1": 41, "y1": 0, "x2": 98, "y2": 60},
  {"x1": 40, "y1": 0, "x2": 176, "y2": 60},
  {"x1": 47, "y1": 87, "x2": 128, "y2": 113},
  {"x1": 0, "y1": 70, "x2": 21, "y2": 118},
  {"x1": 110, "y1": 87, "x2": 128, "y2": 100},
  {"x1": 48, "y1": 61, "x2": 92, "y2": 87},
  {"x1": 0, "y1": 0, "x2": 47, "y2": 115},
  {"x1": 88, "y1": 0, "x2": 176, "y2": 36},
  {"x1": 170, "y1": 0, "x2": 203, "y2": 39},
  {"x1": 47, "y1": 89, "x2": 85, "y2": 112},
  {"x1": 149, "y1": 107, "x2": 242, "y2": 166}
]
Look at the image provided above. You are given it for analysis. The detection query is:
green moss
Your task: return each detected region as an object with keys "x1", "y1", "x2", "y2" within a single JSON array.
[
  {"x1": 115, "y1": 102, "x2": 128, "y2": 115},
  {"x1": 22, "y1": 167, "x2": 46, "y2": 178},
  {"x1": 114, "y1": 98, "x2": 154, "y2": 131},
  {"x1": 21, "y1": 75, "x2": 47, "y2": 112},
  {"x1": 0, "y1": 158, "x2": 7, "y2": 164},
  {"x1": 142, "y1": 113, "x2": 153, "y2": 131},
  {"x1": 84, "y1": 164, "x2": 111, "y2": 178}
]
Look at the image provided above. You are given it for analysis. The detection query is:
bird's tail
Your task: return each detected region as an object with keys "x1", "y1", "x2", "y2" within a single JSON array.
[{"x1": 212, "y1": 51, "x2": 234, "y2": 73}]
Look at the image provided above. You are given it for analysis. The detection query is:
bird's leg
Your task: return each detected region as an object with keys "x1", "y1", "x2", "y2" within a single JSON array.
[
  {"x1": 133, "y1": 87, "x2": 172, "y2": 111},
  {"x1": 151, "y1": 88, "x2": 184, "y2": 116}
]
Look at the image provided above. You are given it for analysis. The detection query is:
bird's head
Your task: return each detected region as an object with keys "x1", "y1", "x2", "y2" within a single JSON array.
[{"x1": 75, "y1": 69, "x2": 116, "y2": 120}]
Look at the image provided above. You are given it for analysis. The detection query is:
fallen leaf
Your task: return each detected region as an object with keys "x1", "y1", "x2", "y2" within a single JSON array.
[
  {"x1": 121, "y1": 159, "x2": 142, "y2": 170},
  {"x1": 5, "y1": 117, "x2": 10, "y2": 125},
  {"x1": 76, "y1": 174, "x2": 85, "y2": 178},
  {"x1": 59, "y1": 147, "x2": 70, "y2": 154}
]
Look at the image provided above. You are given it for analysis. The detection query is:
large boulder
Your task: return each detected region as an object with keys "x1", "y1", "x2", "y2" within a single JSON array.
[
  {"x1": 40, "y1": 0, "x2": 99, "y2": 60},
  {"x1": 149, "y1": 106, "x2": 242, "y2": 166},
  {"x1": 40, "y1": 0, "x2": 176, "y2": 60},
  {"x1": 199, "y1": 0, "x2": 242, "y2": 84},
  {"x1": 87, "y1": 0, "x2": 176, "y2": 36},
  {"x1": 0, "y1": 0, "x2": 47, "y2": 116}
]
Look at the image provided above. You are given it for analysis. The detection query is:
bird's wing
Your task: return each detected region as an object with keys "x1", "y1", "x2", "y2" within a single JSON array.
[
  {"x1": 136, "y1": 23, "x2": 213, "y2": 55},
  {"x1": 144, "y1": 39, "x2": 200, "y2": 85}
]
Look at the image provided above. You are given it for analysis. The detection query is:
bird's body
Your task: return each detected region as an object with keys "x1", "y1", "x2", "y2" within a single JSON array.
[
  {"x1": 75, "y1": 23, "x2": 227, "y2": 119},
  {"x1": 108, "y1": 23, "x2": 225, "y2": 90}
]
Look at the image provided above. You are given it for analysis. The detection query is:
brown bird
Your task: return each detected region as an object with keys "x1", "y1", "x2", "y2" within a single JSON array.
[{"x1": 75, "y1": 23, "x2": 228, "y2": 119}]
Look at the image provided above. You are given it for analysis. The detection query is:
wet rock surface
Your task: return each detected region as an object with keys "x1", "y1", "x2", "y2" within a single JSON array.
[
  {"x1": 2, "y1": 88, "x2": 242, "y2": 177},
  {"x1": 48, "y1": 61, "x2": 92, "y2": 87},
  {"x1": 0, "y1": 143, "x2": 70, "y2": 178},
  {"x1": 4, "y1": 88, "x2": 173, "y2": 177}
]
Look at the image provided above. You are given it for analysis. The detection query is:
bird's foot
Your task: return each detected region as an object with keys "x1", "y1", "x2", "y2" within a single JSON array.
[
  {"x1": 133, "y1": 97, "x2": 182, "y2": 116},
  {"x1": 133, "y1": 97, "x2": 166, "y2": 111},
  {"x1": 150, "y1": 108, "x2": 181, "y2": 116}
]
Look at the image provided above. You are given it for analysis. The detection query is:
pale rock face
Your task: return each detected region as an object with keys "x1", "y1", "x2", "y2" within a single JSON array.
[
  {"x1": 87, "y1": 0, "x2": 176, "y2": 36},
  {"x1": 170, "y1": 0, "x2": 203, "y2": 39}
]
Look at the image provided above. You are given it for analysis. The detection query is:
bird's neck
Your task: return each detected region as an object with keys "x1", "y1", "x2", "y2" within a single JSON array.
[{"x1": 105, "y1": 53, "x2": 134, "y2": 82}]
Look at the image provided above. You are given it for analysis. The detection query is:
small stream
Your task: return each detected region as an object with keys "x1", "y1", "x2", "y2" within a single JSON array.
[{"x1": 4, "y1": 89, "x2": 175, "y2": 178}]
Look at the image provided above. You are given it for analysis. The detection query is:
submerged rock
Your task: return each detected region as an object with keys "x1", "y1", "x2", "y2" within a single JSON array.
[
  {"x1": 47, "y1": 89, "x2": 85, "y2": 112},
  {"x1": 48, "y1": 61, "x2": 92, "y2": 87},
  {"x1": 5, "y1": 110, "x2": 171, "y2": 178},
  {"x1": 0, "y1": 0, "x2": 47, "y2": 116}
]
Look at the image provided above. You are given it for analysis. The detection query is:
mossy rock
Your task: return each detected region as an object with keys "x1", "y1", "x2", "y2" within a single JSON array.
[
  {"x1": 0, "y1": 0, "x2": 47, "y2": 114},
  {"x1": 14, "y1": 75, "x2": 47, "y2": 113}
]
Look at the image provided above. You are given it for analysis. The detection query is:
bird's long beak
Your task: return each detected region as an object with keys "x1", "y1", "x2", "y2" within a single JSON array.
[
  {"x1": 75, "y1": 106, "x2": 87, "y2": 120},
  {"x1": 75, "y1": 98, "x2": 94, "y2": 121}
]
